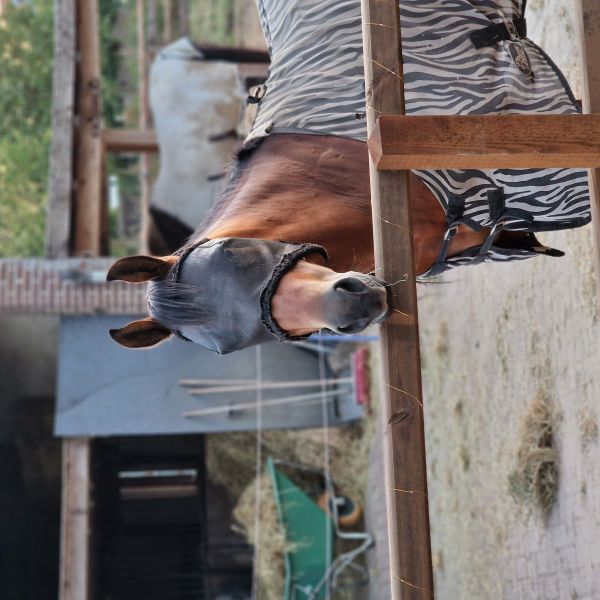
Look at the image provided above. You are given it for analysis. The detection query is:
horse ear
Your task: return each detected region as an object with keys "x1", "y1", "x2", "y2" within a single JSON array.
[
  {"x1": 109, "y1": 318, "x2": 172, "y2": 349},
  {"x1": 106, "y1": 255, "x2": 178, "y2": 283}
]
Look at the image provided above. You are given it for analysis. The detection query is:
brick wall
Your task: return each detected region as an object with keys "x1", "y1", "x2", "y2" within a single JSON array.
[{"x1": 0, "y1": 259, "x2": 147, "y2": 315}]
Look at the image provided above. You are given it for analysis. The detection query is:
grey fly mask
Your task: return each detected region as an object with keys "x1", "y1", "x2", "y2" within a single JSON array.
[{"x1": 147, "y1": 237, "x2": 328, "y2": 354}]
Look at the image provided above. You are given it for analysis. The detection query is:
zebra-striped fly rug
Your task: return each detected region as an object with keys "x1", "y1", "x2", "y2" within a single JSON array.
[{"x1": 246, "y1": 0, "x2": 591, "y2": 275}]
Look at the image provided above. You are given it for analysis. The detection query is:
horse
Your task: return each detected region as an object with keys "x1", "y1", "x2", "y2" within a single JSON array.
[
  {"x1": 148, "y1": 39, "x2": 270, "y2": 255},
  {"x1": 106, "y1": 0, "x2": 591, "y2": 354}
]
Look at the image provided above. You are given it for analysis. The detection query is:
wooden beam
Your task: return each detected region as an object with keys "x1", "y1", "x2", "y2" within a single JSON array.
[
  {"x1": 578, "y1": 0, "x2": 600, "y2": 291},
  {"x1": 162, "y1": 0, "x2": 173, "y2": 43},
  {"x1": 59, "y1": 438, "x2": 92, "y2": 600},
  {"x1": 369, "y1": 114, "x2": 600, "y2": 170},
  {"x1": 137, "y1": 0, "x2": 151, "y2": 254},
  {"x1": 177, "y1": 0, "x2": 189, "y2": 36},
  {"x1": 45, "y1": 0, "x2": 76, "y2": 258},
  {"x1": 72, "y1": 0, "x2": 103, "y2": 256},
  {"x1": 361, "y1": 1, "x2": 434, "y2": 599},
  {"x1": 102, "y1": 128, "x2": 159, "y2": 153}
]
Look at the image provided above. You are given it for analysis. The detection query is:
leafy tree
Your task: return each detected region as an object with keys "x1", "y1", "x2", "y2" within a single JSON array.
[
  {"x1": 0, "y1": 0, "x2": 123, "y2": 257},
  {"x1": 100, "y1": 0, "x2": 124, "y2": 126},
  {"x1": 0, "y1": 0, "x2": 53, "y2": 138},
  {"x1": 0, "y1": 0, "x2": 53, "y2": 257},
  {"x1": 0, "y1": 130, "x2": 50, "y2": 256}
]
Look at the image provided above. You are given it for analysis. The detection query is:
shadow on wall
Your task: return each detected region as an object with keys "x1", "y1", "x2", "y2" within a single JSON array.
[{"x1": 0, "y1": 316, "x2": 60, "y2": 600}]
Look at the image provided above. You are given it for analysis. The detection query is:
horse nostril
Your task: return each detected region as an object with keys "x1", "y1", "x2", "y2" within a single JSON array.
[
  {"x1": 338, "y1": 317, "x2": 371, "y2": 334},
  {"x1": 334, "y1": 277, "x2": 368, "y2": 294}
]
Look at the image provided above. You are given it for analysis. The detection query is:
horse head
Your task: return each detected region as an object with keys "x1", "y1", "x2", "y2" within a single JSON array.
[{"x1": 106, "y1": 236, "x2": 389, "y2": 354}]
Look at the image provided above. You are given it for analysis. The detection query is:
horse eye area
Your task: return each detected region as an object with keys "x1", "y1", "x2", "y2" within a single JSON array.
[{"x1": 334, "y1": 277, "x2": 368, "y2": 294}]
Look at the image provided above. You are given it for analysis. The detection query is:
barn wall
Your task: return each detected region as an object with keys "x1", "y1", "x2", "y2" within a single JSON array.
[{"x1": 0, "y1": 259, "x2": 146, "y2": 315}]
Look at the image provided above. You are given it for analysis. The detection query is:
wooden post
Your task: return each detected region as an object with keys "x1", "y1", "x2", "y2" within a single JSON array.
[
  {"x1": 46, "y1": 0, "x2": 76, "y2": 258},
  {"x1": 162, "y1": 0, "x2": 173, "y2": 42},
  {"x1": 72, "y1": 0, "x2": 103, "y2": 256},
  {"x1": 59, "y1": 438, "x2": 92, "y2": 600},
  {"x1": 177, "y1": 0, "x2": 189, "y2": 36},
  {"x1": 578, "y1": 0, "x2": 600, "y2": 290},
  {"x1": 137, "y1": 0, "x2": 151, "y2": 254},
  {"x1": 148, "y1": 0, "x2": 158, "y2": 60},
  {"x1": 361, "y1": 1, "x2": 434, "y2": 599}
]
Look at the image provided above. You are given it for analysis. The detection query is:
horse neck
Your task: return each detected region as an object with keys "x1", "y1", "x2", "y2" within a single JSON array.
[
  {"x1": 196, "y1": 134, "x2": 485, "y2": 275},
  {"x1": 200, "y1": 134, "x2": 377, "y2": 273}
]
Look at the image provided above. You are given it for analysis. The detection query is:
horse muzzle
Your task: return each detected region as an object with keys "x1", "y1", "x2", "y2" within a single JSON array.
[{"x1": 324, "y1": 274, "x2": 389, "y2": 334}]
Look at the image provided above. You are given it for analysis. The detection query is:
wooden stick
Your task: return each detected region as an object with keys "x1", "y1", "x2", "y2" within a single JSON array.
[
  {"x1": 361, "y1": 1, "x2": 434, "y2": 598},
  {"x1": 369, "y1": 114, "x2": 600, "y2": 170},
  {"x1": 181, "y1": 377, "x2": 351, "y2": 386},
  {"x1": 183, "y1": 389, "x2": 339, "y2": 418},
  {"x1": 180, "y1": 378, "x2": 262, "y2": 386},
  {"x1": 183, "y1": 378, "x2": 353, "y2": 395}
]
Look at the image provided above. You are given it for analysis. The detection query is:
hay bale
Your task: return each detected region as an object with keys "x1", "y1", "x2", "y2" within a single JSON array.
[
  {"x1": 205, "y1": 418, "x2": 374, "y2": 600},
  {"x1": 205, "y1": 421, "x2": 372, "y2": 503},
  {"x1": 508, "y1": 392, "x2": 559, "y2": 520},
  {"x1": 205, "y1": 431, "x2": 258, "y2": 498},
  {"x1": 234, "y1": 473, "x2": 288, "y2": 600}
]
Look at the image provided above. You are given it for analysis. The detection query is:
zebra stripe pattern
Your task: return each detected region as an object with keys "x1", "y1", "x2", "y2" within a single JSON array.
[{"x1": 247, "y1": 0, "x2": 591, "y2": 268}]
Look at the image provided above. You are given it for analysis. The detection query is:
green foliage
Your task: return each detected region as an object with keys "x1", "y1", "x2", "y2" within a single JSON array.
[
  {"x1": 100, "y1": 0, "x2": 124, "y2": 126},
  {"x1": 0, "y1": 0, "x2": 53, "y2": 138},
  {"x1": 0, "y1": 0, "x2": 124, "y2": 257},
  {"x1": 0, "y1": 0, "x2": 53, "y2": 257},
  {"x1": 0, "y1": 130, "x2": 50, "y2": 257},
  {"x1": 190, "y1": 0, "x2": 236, "y2": 46}
]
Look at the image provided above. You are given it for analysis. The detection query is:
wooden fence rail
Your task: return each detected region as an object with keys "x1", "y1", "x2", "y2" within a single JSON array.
[
  {"x1": 370, "y1": 114, "x2": 600, "y2": 170},
  {"x1": 361, "y1": 2, "x2": 434, "y2": 599},
  {"x1": 361, "y1": 1, "x2": 600, "y2": 599}
]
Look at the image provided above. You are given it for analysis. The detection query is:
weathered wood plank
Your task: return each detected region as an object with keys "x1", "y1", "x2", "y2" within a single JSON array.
[
  {"x1": 162, "y1": 0, "x2": 173, "y2": 42},
  {"x1": 578, "y1": 0, "x2": 600, "y2": 289},
  {"x1": 360, "y1": 1, "x2": 434, "y2": 599},
  {"x1": 579, "y1": 2, "x2": 600, "y2": 114},
  {"x1": 137, "y1": 0, "x2": 151, "y2": 254},
  {"x1": 59, "y1": 438, "x2": 92, "y2": 600},
  {"x1": 45, "y1": 0, "x2": 76, "y2": 258},
  {"x1": 370, "y1": 114, "x2": 600, "y2": 170},
  {"x1": 72, "y1": 0, "x2": 103, "y2": 256},
  {"x1": 102, "y1": 128, "x2": 159, "y2": 153}
]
